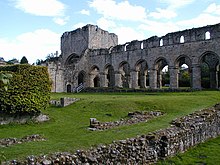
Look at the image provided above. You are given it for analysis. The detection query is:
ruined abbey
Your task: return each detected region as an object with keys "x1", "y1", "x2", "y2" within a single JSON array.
[{"x1": 45, "y1": 23, "x2": 220, "y2": 92}]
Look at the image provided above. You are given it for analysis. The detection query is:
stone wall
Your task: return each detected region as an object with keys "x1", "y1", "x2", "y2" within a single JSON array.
[
  {"x1": 6, "y1": 103, "x2": 220, "y2": 164},
  {"x1": 50, "y1": 97, "x2": 80, "y2": 107},
  {"x1": 46, "y1": 23, "x2": 220, "y2": 92}
]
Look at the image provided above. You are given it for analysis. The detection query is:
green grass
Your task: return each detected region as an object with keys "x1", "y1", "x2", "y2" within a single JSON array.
[
  {"x1": 0, "y1": 91, "x2": 220, "y2": 163},
  {"x1": 158, "y1": 136, "x2": 220, "y2": 165}
]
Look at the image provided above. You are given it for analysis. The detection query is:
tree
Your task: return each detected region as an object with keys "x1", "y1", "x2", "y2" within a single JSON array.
[{"x1": 20, "y1": 56, "x2": 28, "y2": 64}]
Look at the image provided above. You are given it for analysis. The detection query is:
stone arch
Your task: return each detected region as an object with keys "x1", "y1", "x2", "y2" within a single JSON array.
[
  {"x1": 175, "y1": 55, "x2": 192, "y2": 88},
  {"x1": 180, "y1": 35, "x2": 184, "y2": 43},
  {"x1": 65, "y1": 53, "x2": 80, "y2": 67},
  {"x1": 90, "y1": 65, "x2": 100, "y2": 87},
  {"x1": 154, "y1": 57, "x2": 169, "y2": 88},
  {"x1": 104, "y1": 64, "x2": 115, "y2": 87},
  {"x1": 124, "y1": 43, "x2": 129, "y2": 51},
  {"x1": 119, "y1": 61, "x2": 131, "y2": 88},
  {"x1": 199, "y1": 51, "x2": 220, "y2": 89},
  {"x1": 160, "y1": 39, "x2": 163, "y2": 46},
  {"x1": 135, "y1": 59, "x2": 149, "y2": 88},
  {"x1": 205, "y1": 31, "x2": 211, "y2": 40},
  {"x1": 78, "y1": 70, "x2": 86, "y2": 85}
]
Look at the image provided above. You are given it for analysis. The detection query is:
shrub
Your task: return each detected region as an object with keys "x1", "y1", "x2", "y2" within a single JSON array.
[{"x1": 0, "y1": 65, "x2": 51, "y2": 115}]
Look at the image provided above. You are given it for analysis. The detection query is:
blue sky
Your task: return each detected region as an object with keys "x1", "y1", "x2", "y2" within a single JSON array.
[{"x1": 0, "y1": 0, "x2": 220, "y2": 64}]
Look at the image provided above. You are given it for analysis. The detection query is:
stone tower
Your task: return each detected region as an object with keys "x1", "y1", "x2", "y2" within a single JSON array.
[{"x1": 60, "y1": 24, "x2": 118, "y2": 64}]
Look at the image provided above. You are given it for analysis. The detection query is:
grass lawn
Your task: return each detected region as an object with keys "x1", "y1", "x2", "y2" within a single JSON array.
[{"x1": 0, "y1": 91, "x2": 220, "y2": 163}]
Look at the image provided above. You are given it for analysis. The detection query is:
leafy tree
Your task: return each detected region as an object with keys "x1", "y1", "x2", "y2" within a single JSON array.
[{"x1": 20, "y1": 56, "x2": 28, "y2": 64}]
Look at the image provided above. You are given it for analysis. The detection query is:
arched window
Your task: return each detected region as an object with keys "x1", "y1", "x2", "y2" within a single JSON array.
[
  {"x1": 160, "y1": 39, "x2": 163, "y2": 46},
  {"x1": 205, "y1": 31, "x2": 210, "y2": 40},
  {"x1": 180, "y1": 36, "x2": 184, "y2": 43},
  {"x1": 141, "y1": 42, "x2": 144, "y2": 49},
  {"x1": 124, "y1": 44, "x2": 129, "y2": 51}
]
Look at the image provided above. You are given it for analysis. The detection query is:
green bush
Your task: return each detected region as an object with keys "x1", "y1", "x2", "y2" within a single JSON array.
[{"x1": 0, "y1": 65, "x2": 51, "y2": 115}]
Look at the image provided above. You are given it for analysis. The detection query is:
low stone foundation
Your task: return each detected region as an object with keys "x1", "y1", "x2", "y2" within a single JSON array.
[
  {"x1": 0, "y1": 114, "x2": 49, "y2": 125},
  {"x1": 0, "y1": 135, "x2": 46, "y2": 147},
  {"x1": 50, "y1": 97, "x2": 80, "y2": 107},
  {"x1": 89, "y1": 111, "x2": 163, "y2": 131},
  {"x1": 4, "y1": 103, "x2": 220, "y2": 165}
]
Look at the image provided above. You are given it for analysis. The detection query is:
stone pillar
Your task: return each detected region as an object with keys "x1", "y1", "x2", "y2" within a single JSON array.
[
  {"x1": 210, "y1": 68, "x2": 217, "y2": 89},
  {"x1": 169, "y1": 67, "x2": 179, "y2": 89},
  {"x1": 140, "y1": 75, "x2": 146, "y2": 88},
  {"x1": 192, "y1": 64, "x2": 201, "y2": 89},
  {"x1": 130, "y1": 70, "x2": 139, "y2": 89},
  {"x1": 149, "y1": 69, "x2": 157, "y2": 89},
  {"x1": 114, "y1": 71, "x2": 122, "y2": 88},
  {"x1": 100, "y1": 72, "x2": 108, "y2": 87},
  {"x1": 157, "y1": 71, "x2": 163, "y2": 88},
  {"x1": 89, "y1": 74, "x2": 95, "y2": 87}
]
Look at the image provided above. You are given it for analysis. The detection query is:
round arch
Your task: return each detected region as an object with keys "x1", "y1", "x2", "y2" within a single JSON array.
[
  {"x1": 90, "y1": 65, "x2": 100, "y2": 87},
  {"x1": 153, "y1": 57, "x2": 169, "y2": 88},
  {"x1": 65, "y1": 53, "x2": 80, "y2": 66},
  {"x1": 104, "y1": 64, "x2": 115, "y2": 87},
  {"x1": 175, "y1": 55, "x2": 192, "y2": 88},
  {"x1": 199, "y1": 51, "x2": 220, "y2": 89},
  {"x1": 118, "y1": 61, "x2": 131, "y2": 88},
  {"x1": 135, "y1": 59, "x2": 149, "y2": 88}
]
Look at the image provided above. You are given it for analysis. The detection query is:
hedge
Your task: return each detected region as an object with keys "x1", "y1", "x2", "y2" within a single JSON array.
[{"x1": 0, "y1": 64, "x2": 51, "y2": 115}]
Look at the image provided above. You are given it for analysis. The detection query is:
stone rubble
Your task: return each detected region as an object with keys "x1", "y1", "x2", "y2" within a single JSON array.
[
  {"x1": 89, "y1": 111, "x2": 163, "y2": 131},
  {"x1": 0, "y1": 134, "x2": 46, "y2": 147},
  {"x1": 4, "y1": 103, "x2": 220, "y2": 165}
]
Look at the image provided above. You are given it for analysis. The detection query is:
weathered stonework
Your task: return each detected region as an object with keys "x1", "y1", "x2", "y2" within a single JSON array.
[
  {"x1": 0, "y1": 135, "x2": 46, "y2": 147},
  {"x1": 5, "y1": 103, "x2": 220, "y2": 164},
  {"x1": 50, "y1": 97, "x2": 80, "y2": 107},
  {"x1": 89, "y1": 111, "x2": 163, "y2": 131},
  {"x1": 45, "y1": 23, "x2": 220, "y2": 92}
]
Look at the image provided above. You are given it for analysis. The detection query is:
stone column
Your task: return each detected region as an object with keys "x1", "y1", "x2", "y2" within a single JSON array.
[
  {"x1": 89, "y1": 74, "x2": 95, "y2": 87},
  {"x1": 210, "y1": 68, "x2": 217, "y2": 89},
  {"x1": 140, "y1": 75, "x2": 146, "y2": 88},
  {"x1": 100, "y1": 72, "x2": 108, "y2": 87},
  {"x1": 149, "y1": 69, "x2": 157, "y2": 89},
  {"x1": 157, "y1": 71, "x2": 163, "y2": 88},
  {"x1": 169, "y1": 67, "x2": 179, "y2": 89},
  {"x1": 192, "y1": 64, "x2": 201, "y2": 89},
  {"x1": 130, "y1": 70, "x2": 139, "y2": 89},
  {"x1": 114, "y1": 71, "x2": 122, "y2": 88}
]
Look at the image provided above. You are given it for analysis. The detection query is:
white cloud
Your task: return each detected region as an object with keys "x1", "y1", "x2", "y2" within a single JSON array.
[
  {"x1": 0, "y1": 29, "x2": 60, "y2": 64},
  {"x1": 112, "y1": 26, "x2": 145, "y2": 44},
  {"x1": 12, "y1": 0, "x2": 66, "y2": 16},
  {"x1": 89, "y1": 0, "x2": 147, "y2": 21},
  {"x1": 138, "y1": 21, "x2": 179, "y2": 37},
  {"x1": 205, "y1": 3, "x2": 220, "y2": 15},
  {"x1": 177, "y1": 13, "x2": 220, "y2": 29},
  {"x1": 80, "y1": 9, "x2": 90, "y2": 16},
  {"x1": 53, "y1": 17, "x2": 69, "y2": 25},
  {"x1": 96, "y1": 17, "x2": 116, "y2": 30},
  {"x1": 160, "y1": 0, "x2": 196, "y2": 9},
  {"x1": 148, "y1": 8, "x2": 177, "y2": 19}
]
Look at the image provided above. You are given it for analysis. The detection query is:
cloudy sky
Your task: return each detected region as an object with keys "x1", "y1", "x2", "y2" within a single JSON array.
[{"x1": 1, "y1": 0, "x2": 220, "y2": 64}]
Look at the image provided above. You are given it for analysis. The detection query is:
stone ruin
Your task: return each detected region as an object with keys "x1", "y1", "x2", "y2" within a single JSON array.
[
  {"x1": 44, "y1": 23, "x2": 220, "y2": 92},
  {"x1": 0, "y1": 134, "x2": 46, "y2": 148},
  {"x1": 0, "y1": 114, "x2": 49, "y2": 125},
  {"x1": 50, "y1": 97, "x2": 80, "y2": 107},
  {"x1": 89, "y1": 111, "x2": 163, "y2": 131},
  {"x1": 5, "y1": 103, "x2": 220, "y2": 164}
]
